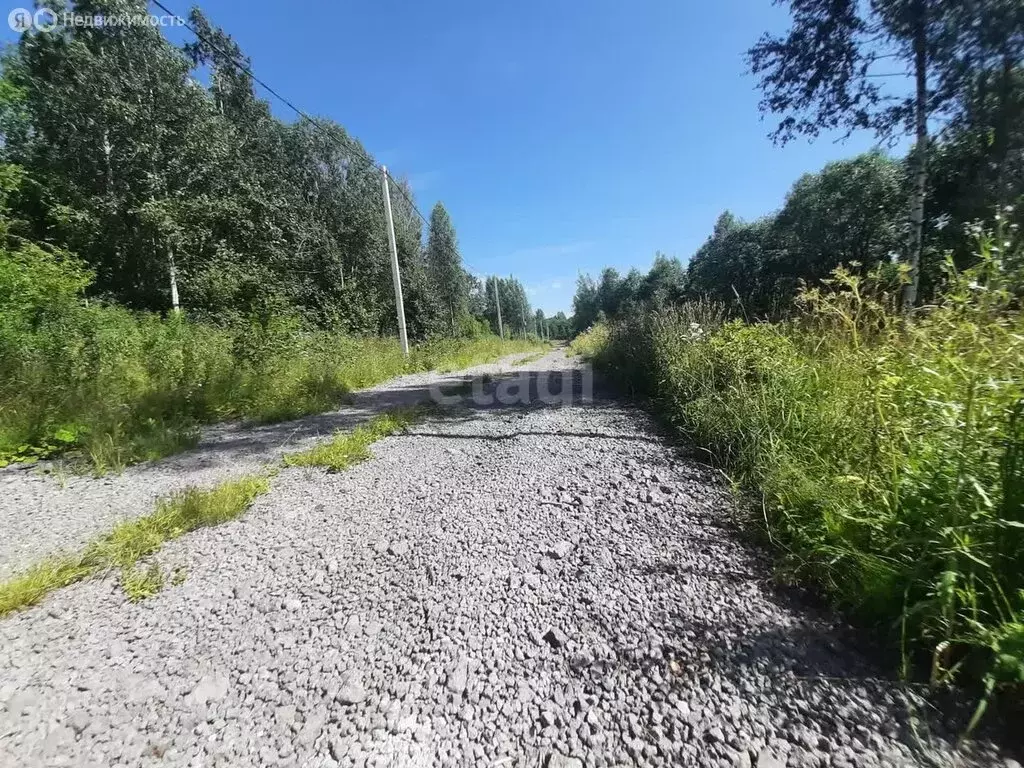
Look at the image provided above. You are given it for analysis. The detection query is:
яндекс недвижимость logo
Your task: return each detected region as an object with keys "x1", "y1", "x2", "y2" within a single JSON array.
[{"x1": 8, "y1": 6, "x2": 184, "y2": 32}]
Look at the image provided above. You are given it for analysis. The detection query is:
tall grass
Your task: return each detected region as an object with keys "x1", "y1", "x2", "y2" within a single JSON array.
[
  {"x1": 577, "y1": 228, "x2": 1024, "y2": 721},
  {"x1": 0, "y1": 305, "x2": 540, "y2": 472}
]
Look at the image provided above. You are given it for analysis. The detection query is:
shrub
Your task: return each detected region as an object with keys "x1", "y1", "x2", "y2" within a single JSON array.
[
  {"x1": 587, "y1": 226, "x2": 1024, "y2": 721},
  {"x1": 0, "y1": 243, "x2": 542, "y2": 470}
]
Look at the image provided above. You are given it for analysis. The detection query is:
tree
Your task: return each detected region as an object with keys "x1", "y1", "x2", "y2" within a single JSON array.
[
  {"x1": 547, "y1": 311, "x2": 572, "y2": 339},
  {"x1": 572, "y1": 273, "x2": 600, "y2": 333},
  {"x1": 771, "y1": 152, "x2": 904, "y2": 291},
  {"x1": 482, "y1": 276, "x2": 531, "y2": 337},
  {"x1": 687, "y1": 216, "x2": 776, "y2": 314},
  {"x1": 639, "y1": 253, "x2": 686, "y2": 307},
  {"x1": 534, "y1": 308, "x2": 546, "y2": 338},
  {"x1": 0, "y1": 0, "x2": 478, "y2": 339},
  {"x1": 424, "y1": 202, "x2": 467, "y2": 336},
  {"x1": 747, "y1": 0, "x2": 988, "y2": 308}
]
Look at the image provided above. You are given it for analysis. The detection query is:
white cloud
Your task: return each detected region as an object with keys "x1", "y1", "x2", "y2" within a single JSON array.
[{"x1": 525, "y1": 276, "x2": 573, "y2": 297}]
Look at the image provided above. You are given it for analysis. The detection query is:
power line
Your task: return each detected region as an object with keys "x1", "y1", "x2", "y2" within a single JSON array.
[
  {"x1": 150, "y1": 0, "x2": 504, "y2": 319},
  {"x1": 149, "y1": 0, "x2": 434, "y2": 233}
]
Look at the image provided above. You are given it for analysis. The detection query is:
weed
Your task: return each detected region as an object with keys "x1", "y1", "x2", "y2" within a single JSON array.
[
  {"x1": 584, "y1": 225, "x2": 1024, "y2": 720},
  {"x1": 283, "y1": 407, "x2": 427, "y2": 472},
  {"x1": 0, "y1": 289, "x2": 543, "y2": 475},
  {"x1": 0, "y1": 556, "x2": 97, "y2": 616},
  {"x1": 0, "y1": 474, "x2": 270, "y2": 616},
  {"x1": 121, "y1": 562, "x2": 164, "y2": 602}
]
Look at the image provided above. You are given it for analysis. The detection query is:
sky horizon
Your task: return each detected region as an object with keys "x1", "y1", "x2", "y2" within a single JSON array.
[{"x1": 2, "y1": 1, "x2": 912, "y2": 315}]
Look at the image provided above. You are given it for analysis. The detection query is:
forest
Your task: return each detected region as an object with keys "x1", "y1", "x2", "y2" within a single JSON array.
[
  {"x1": 571, "y1": 0, "x2": 1024, "y2": 722},
  {"x1": 0, "y1": 0, "x2": 546, "y2": 469}
]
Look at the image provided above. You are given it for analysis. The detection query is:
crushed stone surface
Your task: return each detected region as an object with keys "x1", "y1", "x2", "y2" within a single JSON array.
[{"x1": 0, "y1": 349, "x2": 1009, "y2": 767}]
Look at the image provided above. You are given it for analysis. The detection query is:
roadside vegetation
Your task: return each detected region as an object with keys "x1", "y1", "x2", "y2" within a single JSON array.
[
  {"x1": 283, "y1": 407, "x2": 427, "y2": 472},
  {"x1": 0, "y1": 6, "x2": 544, "y2": 473},
  {"x1": 574, "y1": 230, "x2": 1024, "y2": 724},
  {"x1": 0, "y1": 402, "x2": 431, "y2": 615},
  {"x1": 0, "y1": 474, "x2": 269, "y2": 615},
  {"x1": 0, "y1": 240, "x2": 540, "y2": 472},
  {"x1": 565, "y1": 0, "x2": 1024, "y2": 724}
]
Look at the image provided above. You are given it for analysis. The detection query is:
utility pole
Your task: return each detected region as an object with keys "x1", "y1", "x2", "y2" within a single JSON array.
[
  {"x1": 168, "y1": 248, "x2": 180, "y2": 314},
  {"x1": 520, "y1": 306, "x2": 528, "y2": 338},
  {"x1": 381, "y1": 166, "x2": 409, "y2": 356},
  {"x1": 492, "y1": 276, "x2": 504, "y2": 340}
]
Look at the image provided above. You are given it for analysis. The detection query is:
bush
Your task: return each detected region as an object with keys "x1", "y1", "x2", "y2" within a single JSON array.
[
  {"x1": 584, "y1": 227, "x2": 1024, "y2": 721},
  {"x1": 0, "y1": 244, "x2": 542, "y2": 471}
]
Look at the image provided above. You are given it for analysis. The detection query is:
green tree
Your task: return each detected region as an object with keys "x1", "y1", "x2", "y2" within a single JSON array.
[
  {"x1": 746, "y1": 0, "x2": 1023, "y2": 308},
  {"x1": 572, "y1": 273, "x2": 600, "y2": 333},
  {"x1": 769, "y1": 152, "x2": 904, "y2": 298},
  {"x1": 687, "y1": 216, "x2": 776, "y2": 314},
  {"x1": 425, "y1": 202, "x2": 467, "y2": 336}
]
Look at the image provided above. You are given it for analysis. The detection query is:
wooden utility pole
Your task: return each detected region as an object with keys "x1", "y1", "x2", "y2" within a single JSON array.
[
  {"x1": 381, "y1": 166, "x2": 409, "y2": 355},
  {"x1": 168, "y1": 248, "x2": 180, "y2": 314},
  {"x1": 492, "y1": 276, "x2": 504, "y2": 340}
]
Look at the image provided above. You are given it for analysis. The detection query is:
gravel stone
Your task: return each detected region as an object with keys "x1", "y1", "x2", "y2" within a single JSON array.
[
  {"x1": 0, "y1": 349, "x2": 1009, "y2": 767},
  {"x1": 548, "y1": 541, "x2": 574, "y2": 559},
  {"x1": 187, "y1": 673, "x2": 229, "y2": 706},
  {"x1": 388, "y1": 540, "x2": 410, "y2": 557},
  {"x1": 335, "y1": 679, "x2": 367, "y2": 705},
  {"x1": 757, "y1": 749, "x2": 786, "y2": 768},
  {"x1": 446, "y1": 657, "x2": 469, "y2": 695},
  {"x1": 547, "y1": 753, "x2": 584, "y2": 768}
]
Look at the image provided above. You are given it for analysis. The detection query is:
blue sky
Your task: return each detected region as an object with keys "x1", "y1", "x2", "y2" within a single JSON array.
[{"x1": 5, "y1": 1, "x2": 907, "y2": 315}]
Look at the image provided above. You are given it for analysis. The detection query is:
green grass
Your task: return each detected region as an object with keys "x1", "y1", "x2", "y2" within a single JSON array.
[
  {"x1": 121, "y1": 562, "x2": 165, "y2": 602},
  {"x1": 0, "y1": 474, "x2": 270, "y2": 616},
  {"x1": 0, "y1": 304, "x2": 543, "y2": 473},
  {"x1": 283, "y1": 407, "x2": 427, "y2": 472},
  {"x1": 568, "y1": 324, "x2": 610, "y2": 360},
  {"x1": 0, "y1": 556, "x2": 98, "y2": 616},
  {"x1": 0, "y1": 402, "x2": 438, "y2": 616},
  {"x1": 511, "y1": 348, "x2": 550, "y2": 366},
  {"x1": 580, "y1": 230, "x2": 1024, "y2": 725},
  {"x1": 427, "y1": 337, "x2": 542, "y2": 373}
]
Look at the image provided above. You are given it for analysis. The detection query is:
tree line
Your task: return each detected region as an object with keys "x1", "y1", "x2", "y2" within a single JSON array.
[
  {"x1": 574, "y1": 0, "x2": 1024, "y2": 328},
  {"x1": 0, "y1": 0, "x2": 533, "y2": 340}
]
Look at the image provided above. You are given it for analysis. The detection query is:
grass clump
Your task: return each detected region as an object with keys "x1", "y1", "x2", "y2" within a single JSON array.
[
  {"x1": 568, "y1": 323, "x2": 611, "y2": 360},
  {"x1": 0, "y1": 474, "x2": 270, "y2": 616},
  {"x1": 423, "y1": 336, "x2": 543, "y2": 373},
  {"x1": 583, "y1": 225, "x2": 1024, "y2": 723},
  {"x1": 121, "y1": 562, "x2": 165, "y2": 602},
  {"x1": 0, "y1": 294, "x2": 541, "y2": 473},
  {"x1": 283, "y1": 407, "x2": 427, "y2": 472},
  {"x1": 0, "y1": 556, "x2": 98, "y2": 616},
  {"x1": 512, "y1": 349, "x2": 549, "y2": 367}
]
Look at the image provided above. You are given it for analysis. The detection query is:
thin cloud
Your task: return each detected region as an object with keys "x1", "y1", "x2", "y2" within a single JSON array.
[{"x1": 525, "y1": 276, "x2": 573, "y2": 297}]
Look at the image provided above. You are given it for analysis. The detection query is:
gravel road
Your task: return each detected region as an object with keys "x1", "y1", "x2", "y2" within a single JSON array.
[
  {"x1": 0, "y1": 349, "x2": 1010, "y2": 767},
  {"x1": 0, "y1": 350, "x2": 538, "y2": 580}
]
